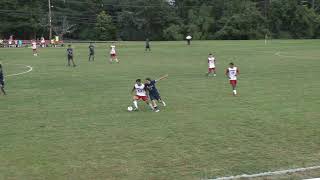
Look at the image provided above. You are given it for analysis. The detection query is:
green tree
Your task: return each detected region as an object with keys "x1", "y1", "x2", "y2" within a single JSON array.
[
  {"x1": 95, "y1": 11, "x2": 116, "y2": 40},
  {"x1": 163, "y1": 24, "x2": 183, "y2": 40}
]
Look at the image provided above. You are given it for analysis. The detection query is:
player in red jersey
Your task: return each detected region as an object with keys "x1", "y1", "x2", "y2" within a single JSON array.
[{"x1": 225, "y1": 62, "x2": 240, "y2": 96}]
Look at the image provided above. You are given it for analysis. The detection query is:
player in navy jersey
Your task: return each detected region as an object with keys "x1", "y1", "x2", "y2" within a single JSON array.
[
  {"x1": 0, "y1": 63, "x2": 6, "y2": 95},
  {"x1": 66, "y1": 45, "x2": 76, "y2": 67},
  {"x1": 145, "y1": 74, "x2": 168, "y2": 111},
  {"x1": 88, "y1": 42, "x2": 95, "y2": 61}
]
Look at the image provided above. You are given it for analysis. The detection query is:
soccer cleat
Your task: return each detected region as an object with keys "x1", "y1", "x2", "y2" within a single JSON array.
[
  {"x1": 133, "y1": 108, "x2": 139, "y2": 111},
  {"x1": 155, "y1": 109, "x2": 160, "y2": 112}
]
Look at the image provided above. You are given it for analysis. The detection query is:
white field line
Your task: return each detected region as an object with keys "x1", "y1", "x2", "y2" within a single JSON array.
[
  {"x1": 5, "y1": 64, "x2": 33, "y2": 77},
  {"x1": 210, "y1": 166, "x2": 320, "y2": 180}
]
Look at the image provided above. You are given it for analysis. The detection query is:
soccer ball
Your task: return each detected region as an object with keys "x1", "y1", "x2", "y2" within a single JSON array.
[{"x1": 127, "y1": 106, "x2": 133, "y2": 112}]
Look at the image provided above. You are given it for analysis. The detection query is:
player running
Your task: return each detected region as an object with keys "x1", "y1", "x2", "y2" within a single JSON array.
[
  {"x1": 88, "y1": 42, "x2": 95, "y2": 61},
  {"x1": 145, "y1": 75, "x2": 168, "y2": 111},
  {"x1": 109, "y1": 42, "x2": 119, "y2": 63},
  {"x1": 66, "y1": 45, "x2": 76, "y2": 67},
  {"x1": 131, "y1": 79, "x2": 156, "y2": 112},
  {"x1": 32, "y1": 40, "x2": 38, "y2": 56},
  {"x1": 226, "y1": 62, "x2": 239, "y2": 96},
  {"x1": 0, "y1": 63, "x2": 6, "y2": 95},
  {"x1": 207, "y1": 53, "x2": 216, "y2": 77}
]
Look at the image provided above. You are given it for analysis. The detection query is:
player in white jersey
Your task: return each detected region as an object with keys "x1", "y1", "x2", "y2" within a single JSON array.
[
  {"x1": 109, "y1": 42, "x2": 119, "y2": 63},
  {"x1": 131, "y1": 79, "x2": 155, "y2": 111},
  {"x1": 31, "y1": 40, "x2": 38, "y2": 56},
  {"x1": 207, "y1": 53, "x2": 216, "y2": 77},
  {"x1": 226, "y1": 62, "x2": 239, "y2": 96}
]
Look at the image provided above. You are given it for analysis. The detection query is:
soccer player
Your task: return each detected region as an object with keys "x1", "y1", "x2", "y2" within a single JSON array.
[
  {"x1": 0, "y1": 64, "x2": 6, "y2": 95},
  {"x1": 131, "y1": 79, "x2": 155, "y2": 111},
  {"x1": 145, "y1": 75, "x2": 168, "y2": 111},
  {"x1": 88, "y1": 42, "x2": 95, "y2": 61},
  {"x1": 109, "y1": 42, "x2": 119, "y2": 63},
  {"x1": 207, "y1": 53, "x2": 216, "y2": 77},
  {"x1": 32, "y1": 40, "x2": 38, "y2": 56},
  {"x1": 145, "y1": 38, "x2": 151, "y2": 51},
  {"x1": 40, "y1": 37, "x2": 46, "y2": 48},
  {"x1": 225, "y1": 62, "x2": 240, "y2": 96},
  {"x1": 186, "y1": 35, "x2": 192, "y2": 45},
  {"x1": 66, "y1": 45, "x2": 76, "y2": 67}
]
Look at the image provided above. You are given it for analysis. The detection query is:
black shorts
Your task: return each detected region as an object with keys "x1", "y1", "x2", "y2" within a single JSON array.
[
  {"x1": 146, "y1": 45, "x2": 150, "y2": 49},
  {"x1": 149, "y1": 93, "x2": 161, "y2": 101},
  {"x1": 68, "y1": 55, "x2": 73, "y2": 60},
  {"x1": 0, "y1": 80, "x2": 4, "y2": 87},
  {"x1": 89, "y1": 52, "x2": 94, "y2": 56}
]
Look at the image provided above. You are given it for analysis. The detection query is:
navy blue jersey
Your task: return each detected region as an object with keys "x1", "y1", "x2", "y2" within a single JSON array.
[
  {"x1": 0, "y1": 70, "x2": 3, "y2": 81},
  {"x1": 67, "y1": 48, "x2": 73, "y2": 56},
  {"x1": 145, "y1": 80, "x2": 159, "y2": 95},
  {"x1": 89, "y1": 45, "x2": 94, "y2": 54}
]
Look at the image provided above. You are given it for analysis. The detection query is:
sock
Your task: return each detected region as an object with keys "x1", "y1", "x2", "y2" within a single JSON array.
[
  {"x1": 133, "y1": 100, "x2": 138, "y2": 109},
  {"x1": 149, "y1": 103, "x2": 154, "y2": 110},
  {"x1": 233, "y1": 90, "x2": 237, "y2": 95},
  {"x1": 162, "y1": 101, "x2": 166, "y2": 106}
]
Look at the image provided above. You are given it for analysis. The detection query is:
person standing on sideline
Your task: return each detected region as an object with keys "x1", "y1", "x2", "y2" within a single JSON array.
[
  {"x1": 88, "y1": 42, "x2": 95, "y2": 61},
  {"x1": 145, "y1": 38, "x2": 151, "y2": 51},
  {"x1": 186, "y1": 35, "x2": 192, "y2": 45}
]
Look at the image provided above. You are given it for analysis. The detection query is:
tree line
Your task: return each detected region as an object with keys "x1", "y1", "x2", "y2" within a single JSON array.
[{"x1": 1, "y1": 0, "x2": 320, "y2": 40}]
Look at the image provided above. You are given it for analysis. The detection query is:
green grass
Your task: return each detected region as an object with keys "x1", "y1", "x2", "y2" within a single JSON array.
[{"x1": 0, "y1": 40, "x2": 320, "y2": 180}]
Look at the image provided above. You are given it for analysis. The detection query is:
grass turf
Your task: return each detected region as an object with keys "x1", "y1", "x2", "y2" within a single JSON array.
[{"x1": 0, "y1": 40, "x2": 320, "y2": 180}]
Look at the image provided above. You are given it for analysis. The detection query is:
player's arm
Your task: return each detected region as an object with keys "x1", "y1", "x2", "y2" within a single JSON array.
[
  {"x1": 131, "y1": 86, "x2": 136, "y2": 95},
  {"x1": 225, "y1": 69, "x2": 230, "y2": 78},
  {"x1": 237, "y1": 68, "x2": 240, "y2": 75},
  {"x1": 156, "y1": 74, "x2": 168, "y2": 82},
  {"x1": 145, "y1": 86, "x2": 150, "y2": 96}
]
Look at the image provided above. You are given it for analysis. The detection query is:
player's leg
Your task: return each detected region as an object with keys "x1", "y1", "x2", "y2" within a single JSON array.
[
  {"x1": 109, "y1": 55, "x2": 113, "y2": 63},
  {"x1": 71, "y1": 57, "x2": 76, "y2": 67},
  {"x1": 0, "y1": 83, "x2": 6, "y2": 95},
  {"x1": 231, "y1": 80, "x2": 237, "y2": 96},
  {"x1": 212, "y1": 68, "x2": 216, "y2": 76},
  {"x1": 207, "y1": 68, "x2": 213, "y2": 76},
  {"x1": 67, "y1": 57, "x2": 71, "y2": 66},
  {"x1": 132, "y1": 96, "x2": 139, "y2": 110},
  {"x1": 158, "y1": 98, "x2": 166, "y2": 107},
  {"x1": 145, "y1": 99, "x2": 156, "y2": 111},
  {"x1": 114, "y1": 55, "x2": 119, "y2": 63},
  {"x1": 150, "y1": 94, "x2": 159, "y2": 111}
]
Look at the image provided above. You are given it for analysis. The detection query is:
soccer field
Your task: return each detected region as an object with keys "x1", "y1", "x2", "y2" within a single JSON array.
[{"x1": 0, "y1": 40, "x2": 320, "y2": 180}]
